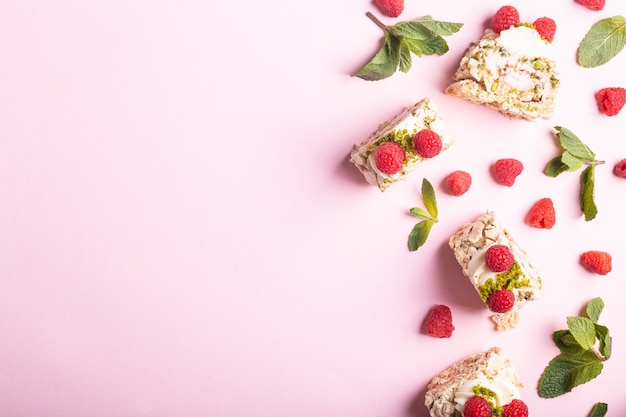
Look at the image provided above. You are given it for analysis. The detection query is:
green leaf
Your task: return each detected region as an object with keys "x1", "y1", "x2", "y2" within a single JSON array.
[
  {"x1": 354, "y1": 13, "x2": 462, "y2": 81},
  {"x1": 403, "y1": 37, "x2": 425, "y2": 57},
  {"x1": 595, "y1": 324, "x2": 612, "y2": 360},
  {"x1": 562, "y1": 151, "x2": 584, "y2": 171},
  {"x1": 418, "y1": 36, "x2": 449, "y2": 56},
  {"x1": 408, "y1": 220, "x2": 434, "y2": 251},
  {"x1": 354, "y1": 33, "x2": 400, "y2": 81},
  {"x1": 412, "y1": 16, "x2": 463, "y2": 36},
  {"x1": 567, "y1": 316, "x2": 597, "y2": 350},
  {"x1": 555, "y1": 126, "x2": 596, "y2": 161},
  {"x1": 578, "y1": 16, "x2": 626, "y2": 68},
  {"x1": 586, "y1": 297, "x2": 604, "y2": 323},
  {"x1": 538, "y1": 351, "x2": 603, "y2": 398},
  {"x1": 398, "y1": 41, "x2": 413, "y2": 73},
  {"x1": 390, "y1": 21, "x2": 435, "y2": 41},
  {"x1": 409, "y1": 207, "x2": 436, "y2": 221},
  {"x1": 553, "y1": 330, "x2": 586, "y2": 355},
  {"x1": 581, "y1": 166, "x2": 598, "y2": 222},
  {"x1": 588, "y1": 402, "x2": 608, "y2": 417},
  {"x1": 421, "y1": 178, "x2": 438, "y2": 219},
  {"x1": 570, "y1": 354, "x2": 604, "y2": 391},
  {"x1": 545, "y1": 156, "x2": 568, "y2": 177}
]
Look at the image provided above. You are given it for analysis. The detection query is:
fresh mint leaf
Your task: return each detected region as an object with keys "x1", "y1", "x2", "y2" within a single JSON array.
[
  {"x1": 595, "y1": 324, "x2": 611, "y2": 359},
  {"x1": 555, "y1": 126, "x2": 596, "y2": 161},
  {"x1": 586, "y1": 297, "x2": 605, "y2": 323},
  {"x1": 562, "y1": 151, "x2": 584, "y2": 172},
  {"x1": 412, "y1": 16, "x2": 464, "y2": 36},
  {"x1": 581, "y1": 166, "x2": 598, "y2": 221},
  {"x1": 539, "y1": 298, "x2": 611, "y2": 398},
  {"x1": 538, "y1": 351, "x2": 603, "y2": 398},
  {"x1": 354, "y1": 12, "x2": 462, "y2": 81},
  {"x1": 390, "y1": 21, "x2": 435, "y2": 40},
  {"x1": 407, "y1": 178, "x2": 438, "y2": 252},
  {"x1": 588, "y1": 402, "x2": 608, "y2": 417},
  {"x1": 421, "y1": 178, "x2": 438, "y2": 218},
  {"x1": 408, "y1": 220, "x2": 434, "y2": 251},
  {"x1": 409, "y1": 207, "x2": 436, "y2": 221},
  {"x1": 546, "y1": 127, "x2": 603, "y2": 221},
  {"x1": 398, "y1": 41, "x2": 412, "y2": 73},
  {"x1": 569, "y1": 352, "x2": 604, "y2": 391},
  {"x1": 578, "y1": 16, "x2": 626, "y2": 68},
  {"x1": 567, "y1": 316, "x2": 597, "y2": 350},
  {"x1": 354, "y1": 33, "x2": 400, "y2": 81},
  {"x1": 402, "y1": 37, "x2": 425, "y2": 57},
  {"x1": 545, "y1": 156, "x2": 568, "y2": 177},
  {"x1": 553, "y1": 330, "x2": 586, "y2": 355},
  {"x1": 390, "y1": 18, "x2": 462, "y2": 42}
]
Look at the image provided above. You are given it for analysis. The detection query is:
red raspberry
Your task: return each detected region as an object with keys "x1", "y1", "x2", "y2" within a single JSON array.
[
  {"x1": 577, "y1": 0, "x2": 605, "y2": 11},
  {"x1": 493, "y1": 158, "x2": 524, "y2": 186},
  {"x1": 491, "y1": 5, "x2": 520, "y2": 34},
  {"x1": 425, "y1": 305, "x2": 454, "y2": 338},
  {"x1": 485, "y1": 244, "x2": 514, "y2": 272},
  {"x1": 374, "y1": 0, "x2": 404, "y2": 18},
  {"x1": 413, "y1": 129, "x2": 442, "y2": 158},
  {"x1": 614, "y1": 159, "x2": 626, "y2": 178},
  {"x1": 374, "y1": 142, "x2": 406, "y2": 175},
  {"x1": 580, "y1": 251, "x2": 612, "y2": 275},
  {"x1": 533, "y1": 17, "x2": 556, "y2": 42},
  {"x1": 487, "y1": 287, "x2": 515, "y2": 313},
  {"x1": 502, "y1": 399, "x2": 529, "y2": 417},
  {"x1": 464, "y1": 396, "x2": 492, "y2": 417},
  {"x1": 527, "y1": 198, "x2": 556, "y2": 229},
  {"x1": 596, "y1": 87, "x2": 626, "y2": 116},
  {"x1": 445, "y1": 170, "x2": 472, "y2": 196}
]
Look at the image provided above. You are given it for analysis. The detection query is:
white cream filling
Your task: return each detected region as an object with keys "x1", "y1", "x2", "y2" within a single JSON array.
[
  {"x1": 466, "y1": 237, "x2": 536, "y2": 292},
  {"x1": 368, "y1": 113, "x2": 452, "y2": 180},
  {"x1": 454, "y1": 376, "x2": 521, "y2": 413},
  {"x1": 497, "y1": 25, "x2": 553, "y2": 59}
]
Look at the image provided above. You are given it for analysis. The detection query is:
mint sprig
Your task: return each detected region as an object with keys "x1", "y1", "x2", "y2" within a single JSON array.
[
  {"x1": 544, "y1": 126, "x2": 604, "y2": 221},
  {"x1": 354, "y1": 13, "x2": 463, "y2": 81},
  {"x1": 408, "y1": 178, "x2": 438, "y2": 251},
  {"x1": 588, "y1": 402, "x2": 608, "y2": 417},
  {"x1": 538, "y1": 297, "x2": 611, "y2": 398},
  {"x1": 578, "y1": 16, "x2": 626, "y2": 68}
]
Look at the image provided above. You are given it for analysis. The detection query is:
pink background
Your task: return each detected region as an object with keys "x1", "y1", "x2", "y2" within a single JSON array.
[{"x1": 0, "y1": 1, "x2": 625, "y2": 416}]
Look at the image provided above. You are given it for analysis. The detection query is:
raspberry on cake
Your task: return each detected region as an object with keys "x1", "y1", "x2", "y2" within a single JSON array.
[
  {"x1": 448, "y1": 211, "x2": 542, "y2": 330},
  {"x1": 502, "y1": 399, "x2": 529, "y2": 417},
  {"x1": 491, "y1": 5, "x2": 520, "y2": 34},
  {"x1": 425, "y1": 347, "x2": 527, "y2": 417},
  {"x1": 533, "y1": 17, "x2": 556, "y2": 42},
  {"x1": 373, "y1": 142, "x2": 406, "y2": 175},
  {"x1": 414, "y1": 129, "x2": 443, "y2": 158},
  {"x1": 350, "y1": 98, "x2": 454, "y2": 191},
  {"x1": 445, "y1": 7, "x2": 560, "y2": 120}
]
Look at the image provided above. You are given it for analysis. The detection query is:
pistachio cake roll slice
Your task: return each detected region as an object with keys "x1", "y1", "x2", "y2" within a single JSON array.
[
  {"x1": 448, "y1": 211, "x2": 542, "y2": 330},
  {"x1": 425, "y1": 347, "x2": 525, "y2": 417},
  {"x1": 350, "y1": 98, "x2": 453, "y2": 191},
  {"x1": 445, "y1": 25, "x2": 560, "y2": 121}
]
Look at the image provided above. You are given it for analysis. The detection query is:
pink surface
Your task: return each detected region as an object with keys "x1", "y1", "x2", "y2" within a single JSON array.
[{"x1": 0, "y1": 1, "x2": 625, "y2": 416}]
